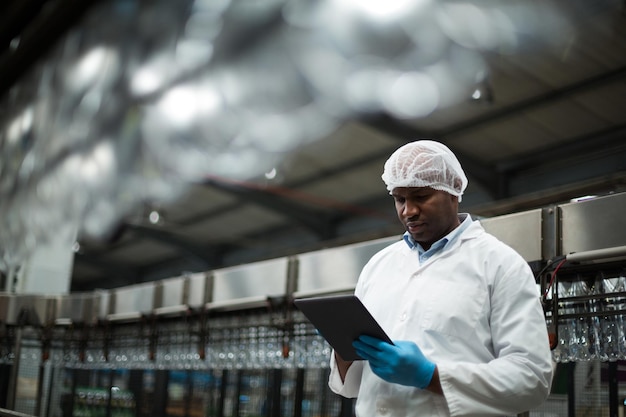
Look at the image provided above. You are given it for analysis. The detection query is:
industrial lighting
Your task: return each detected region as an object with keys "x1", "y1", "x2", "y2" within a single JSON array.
[
  {"x1": 9, "y1": 37, "x2": 20, "y2": 50},
  {"x1": 148, "y1": 210, "x2": 161, "y2": 224},
  {"x1": 470, "y1": 80, "x2": 494, "y2": 103},
  {"x1": 264, "y1": 168, "x2": 277, "y2": 180}
]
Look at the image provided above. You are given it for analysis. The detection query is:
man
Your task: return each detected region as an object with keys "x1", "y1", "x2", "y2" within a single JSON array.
[{"x1": 329, "y1": 140, "x2": 553, "y2": 416}]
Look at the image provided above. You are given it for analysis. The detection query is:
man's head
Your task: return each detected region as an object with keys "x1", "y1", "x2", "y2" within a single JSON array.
[
  {"x1": 381, "y1": 140, "x2": 467, "y2": 200},
  {"x1": 381, "y1": 140, "x2": 468, "y2": 249}
]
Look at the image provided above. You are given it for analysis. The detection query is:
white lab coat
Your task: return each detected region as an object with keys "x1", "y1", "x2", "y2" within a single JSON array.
[{"x1": 329, "y1": 217, "x2": 553, "y2": 417}]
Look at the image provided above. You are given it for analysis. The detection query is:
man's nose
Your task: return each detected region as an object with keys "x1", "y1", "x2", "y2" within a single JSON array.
[{"x1": 403, "y1": 200, "x2": 419, "y2": 216}]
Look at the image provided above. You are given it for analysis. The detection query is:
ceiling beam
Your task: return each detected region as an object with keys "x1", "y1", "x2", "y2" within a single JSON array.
[
  {"x1": 72, "y1": 252, "x2": 139, "y2": 289},
  {"x1": 71, "y1": 273, "x2": 135, "y2": 291},
  {"x1": 169, "y1": 149, "x2": 394, "y2": 231},
  {"x1": 360, "y1": 66, "x2": 626, "y2": 198},
  {"x1": 123, "y1": 223, "x2": 218, "y2": 269},
  {"x1": 441, "y1": 65, "x2": 626, "y2": 138},
  {"x1": 204, "y1": 177, "x2": 340, "y2": 240},
  {"x1": 497, "y1": 124, "x2": 626, "y2": 173}
]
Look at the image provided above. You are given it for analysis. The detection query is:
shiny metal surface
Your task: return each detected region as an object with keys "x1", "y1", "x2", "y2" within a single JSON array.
[
  {"x1": 560, "y1": 193, "x2": 626, "y2": 256},
  {"x1": 295, "y1": 236, "x2": 398, "y2": 297},
  {"x1": 211, "y1": 257, "x2": 290, "y2": 303},
  {"x1": 479, "y1": 209, "x2": 543, "y2": 262},
  {"x1": 0, "y1": 295, "x2": 40, "y2": 325},
  {"x1": 109, "y1": 281, "x2": 155, "y2": 316},
  {"x1": 56, "y1": 293, "x2": 97, "y2": 324},
  {"x1": 94, "y1": 289, "x2": 110, "y2": 319},
  {"x1": 155, "y1": 276, "x2": 186, "y2": 309}
]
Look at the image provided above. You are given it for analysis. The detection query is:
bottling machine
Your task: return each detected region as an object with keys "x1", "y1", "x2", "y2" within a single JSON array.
[{"x1": 1, "y1": 192, "x2": 626, "y2": 417}]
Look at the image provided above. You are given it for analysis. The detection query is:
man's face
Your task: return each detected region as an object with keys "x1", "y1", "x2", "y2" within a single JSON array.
[{"x1": 391, "y1": 187, "x2": 460, "y2": 250}]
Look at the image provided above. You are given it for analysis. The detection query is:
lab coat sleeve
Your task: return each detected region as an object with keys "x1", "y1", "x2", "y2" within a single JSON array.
[
  {"x1": 437, "y1": 258, "x2": 553, "y2": 416},
  {"x1": 328, "y1": 350, "x2": 364, "y2": 398}
]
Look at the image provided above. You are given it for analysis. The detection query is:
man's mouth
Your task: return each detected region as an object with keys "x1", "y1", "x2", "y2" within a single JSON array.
[{"x1": 406, "y1": 221, "x2": 424, "y2": 233}]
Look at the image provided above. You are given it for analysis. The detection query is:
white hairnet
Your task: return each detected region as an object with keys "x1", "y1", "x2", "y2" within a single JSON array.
[{"x1": 381, "y1": 140, "x2": 468, "y2": 201}]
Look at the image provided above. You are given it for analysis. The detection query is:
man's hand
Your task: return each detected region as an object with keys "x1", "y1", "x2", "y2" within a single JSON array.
[
  {"x1": 353, "y1": 335, "x2": 436, "y2": 389},
  {"x1": 334, "y1": 351, "x2": 353, "y2": 382}
]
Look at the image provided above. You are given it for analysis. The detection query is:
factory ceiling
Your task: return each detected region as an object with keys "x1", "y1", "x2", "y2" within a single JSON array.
[{"x1": 1, "y1": 0, "x2": 625, "y2": 291}]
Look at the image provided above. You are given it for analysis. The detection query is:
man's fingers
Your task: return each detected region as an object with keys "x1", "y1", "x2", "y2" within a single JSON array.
[
  {"x1": 353, "y1": 340, "x2": 379, "y2": 359},
  {"x1": 358, "y1": 334, "x2": 384, "y2": 347},
  {"x1": 357, "y1": 335, "x2": 394, "y2": 352}
]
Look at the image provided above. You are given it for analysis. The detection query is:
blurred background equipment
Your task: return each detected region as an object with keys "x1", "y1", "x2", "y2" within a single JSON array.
[
  {"x1": 0, "y1": 0, "x2": 624, "y2": 290},
  {"x1": 0, "y1": 193, "x2": 625, "y2": 416}
]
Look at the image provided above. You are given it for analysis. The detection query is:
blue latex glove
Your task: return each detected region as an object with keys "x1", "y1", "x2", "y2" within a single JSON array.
[{"x1": 353, "y1": 335, "x2": 436, "y2": 389}]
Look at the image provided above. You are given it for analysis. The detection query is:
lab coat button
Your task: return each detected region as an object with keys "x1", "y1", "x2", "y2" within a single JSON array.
[
  {"x1": 378, "y1": 407, "x2": 388, "y2": 415},
  {"x1": 400, "y1": 312, "x2": 407, "y2": 321}
]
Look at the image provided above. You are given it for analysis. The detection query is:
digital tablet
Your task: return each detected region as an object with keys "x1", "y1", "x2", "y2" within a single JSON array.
[{"x1": 294, "y1": 294, "x2": 394, "y2": 361}]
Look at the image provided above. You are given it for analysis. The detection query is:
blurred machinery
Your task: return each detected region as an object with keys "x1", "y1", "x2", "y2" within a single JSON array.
[{"x1": 0, "y1": 192, "x2": 625, "y2": 417}]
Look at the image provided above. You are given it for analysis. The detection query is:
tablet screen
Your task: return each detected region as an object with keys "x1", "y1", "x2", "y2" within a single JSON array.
[{"x1": 294, "y1": 294, "x2": 393, "y2": 361}]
